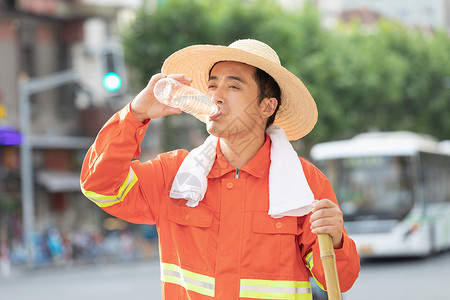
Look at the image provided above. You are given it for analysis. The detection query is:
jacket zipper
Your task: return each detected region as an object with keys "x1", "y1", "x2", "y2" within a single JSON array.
[{"x1": 235, "y1": 168, "x2": 240, "y2": 179}]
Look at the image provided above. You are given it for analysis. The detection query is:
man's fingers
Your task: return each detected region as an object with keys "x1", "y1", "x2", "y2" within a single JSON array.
[
  {"x1": 162, "y1": 106, "x2": 183, "y2": 116},
  {"x1": 311, "y1": 225, "x2": 338, "y2": 235},
  {"x1": 147, "y1": 73, "x2": 167, "y2": 87},
  {"x1": 312, "y1": 198, "x2": 336, "y2": 210},
  {"x1": 167, "y1": 74, "x2": 192, "y2": 85},
  {"x1": 310, "y1": 199, "x2": 342, "y2": 222},
  {"x1": 310, "y1": 215, "x2": 340, "y2": 228},
  {"x1": 310, "y1": 207, "x2": 340, "y2": 220},
  {"x1": 310, "y1": 198, "x2": 344, "y2": 248}
]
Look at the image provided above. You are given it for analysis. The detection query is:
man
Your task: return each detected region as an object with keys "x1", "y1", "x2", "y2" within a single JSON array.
[{"x1": 81, "y1": 39, "x2": 360, "y2": 299}]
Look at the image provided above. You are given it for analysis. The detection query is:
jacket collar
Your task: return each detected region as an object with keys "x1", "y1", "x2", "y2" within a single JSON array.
[{"x1": 207, "y1": 135, "x2": 271, "y2": 179}]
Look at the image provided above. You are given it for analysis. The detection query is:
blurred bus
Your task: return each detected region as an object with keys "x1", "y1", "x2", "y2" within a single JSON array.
[{"x1": 310, "y1": 131, "x2": 450, "y2": 258}]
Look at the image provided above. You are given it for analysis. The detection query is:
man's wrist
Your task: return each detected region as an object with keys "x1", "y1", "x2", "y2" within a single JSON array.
[
  {"x1": 130, "y1": 104, "x2": 149, "y2": 123},
  {"x1": 131, "y1": 111, "x2": 149, "y2": 123}
]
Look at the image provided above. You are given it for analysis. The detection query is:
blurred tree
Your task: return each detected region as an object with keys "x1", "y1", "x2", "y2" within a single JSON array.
[
  {"x1": 122, "y1": 0, "x2": 450, "y2": 150},
  {"x1": 122, "y1": 0, "x2": 312, "y2": 150},
  {"x1": 122, "y1": 0, "x2": 213, "y2": 150},
  {"x1": 122, "y1": 0, "x2": 308, "y2": 88},
  {"x1": 122, "y1": 0, "x2": 212, "y2": 90},
  {"x1": 301, "y1": 19, "x2": 450, "y2": 143}
]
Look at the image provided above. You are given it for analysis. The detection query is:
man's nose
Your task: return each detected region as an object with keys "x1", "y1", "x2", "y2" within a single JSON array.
[{"x1": 209, "y1": 89, "x2": 224, "y2": 104}]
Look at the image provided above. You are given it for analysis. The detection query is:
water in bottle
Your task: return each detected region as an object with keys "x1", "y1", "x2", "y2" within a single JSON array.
[{"x1": 153, "y1": 78, "x2": 218, "y2": 116}]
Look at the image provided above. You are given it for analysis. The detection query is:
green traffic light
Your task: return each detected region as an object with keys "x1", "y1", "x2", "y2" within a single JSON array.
[{"x1": 103, "y1": 72, "x2": 122, "y2": 92}]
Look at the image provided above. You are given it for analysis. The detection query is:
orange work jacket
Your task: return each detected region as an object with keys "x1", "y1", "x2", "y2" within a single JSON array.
[{"x1": 80, "y1": 104, "x2": 360, "y2": 299}]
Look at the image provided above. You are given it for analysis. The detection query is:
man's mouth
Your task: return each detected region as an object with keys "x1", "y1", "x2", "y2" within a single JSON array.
[{"x1": 208, "y1": 109, "x2": 222, "y2": 120}]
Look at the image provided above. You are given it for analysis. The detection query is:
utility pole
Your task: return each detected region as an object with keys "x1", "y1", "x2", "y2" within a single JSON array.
[{"x1": 19, "y1": 69, "x2": 80, "y2": 266}]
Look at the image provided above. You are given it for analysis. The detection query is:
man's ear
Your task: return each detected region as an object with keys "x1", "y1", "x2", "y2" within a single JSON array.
[{"x1": 260, "y1": 97, "x2": 278, "y2": 118}]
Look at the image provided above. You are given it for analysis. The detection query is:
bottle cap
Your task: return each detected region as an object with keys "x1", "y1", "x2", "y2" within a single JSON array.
[{"x1": 153, "y1": 78, "x2": 172, "y2": 102}]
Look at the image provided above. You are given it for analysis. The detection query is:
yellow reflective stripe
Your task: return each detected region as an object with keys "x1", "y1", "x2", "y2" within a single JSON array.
[
  {"x1": 161, "y1": 262, "x2": 215, "y2": 297},
  {"x1": 240, "y1": 278, "x2": 312, "y2": 300},
  {"x1": 305, "y1": 252, "x2": 313, "y2": 270},
  {"x1": 305, "y1": 251, "x2": 325, "y2": 291},
  {"x1": 81, "y1": 167, "x2": 138, "y2": 208}
]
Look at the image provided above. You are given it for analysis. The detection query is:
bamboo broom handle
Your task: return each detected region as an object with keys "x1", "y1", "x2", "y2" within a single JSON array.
[{"x1": 317, "y1": 234, "x2": 342, "y2": 300}]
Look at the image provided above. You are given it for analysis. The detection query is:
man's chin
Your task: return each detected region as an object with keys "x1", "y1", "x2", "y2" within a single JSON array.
[{"x1": 206, "y1": 124, "x2": 225, "y2": 138}]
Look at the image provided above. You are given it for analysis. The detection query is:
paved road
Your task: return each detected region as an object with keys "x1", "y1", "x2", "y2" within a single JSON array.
[
  {"x1": 344, "y1": 251, "x2": 450, "y2": 300},
  {"x1": 1, "y1": 251, "x2": 450, "y2": 300},
  {"x1": 0, "y1": 260, "x2": 162, "y2": 300}
]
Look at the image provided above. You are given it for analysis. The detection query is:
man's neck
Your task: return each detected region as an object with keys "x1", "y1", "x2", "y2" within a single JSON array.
[{"x1": 219, "y1": 132, "x2": 266, "y2": 169}]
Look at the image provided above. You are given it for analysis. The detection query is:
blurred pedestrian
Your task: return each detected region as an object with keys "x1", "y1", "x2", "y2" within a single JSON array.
[
  {"x1": 81, "y1": 39, "x2": 360, "y2": 299},
  {"x1": 46, "y1": 227, "x2": 64, "y2": 265}
]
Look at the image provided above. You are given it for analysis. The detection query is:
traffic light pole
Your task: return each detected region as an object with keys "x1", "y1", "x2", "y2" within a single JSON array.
[{"x1": 19, "y1": 69, "x2": 80, "y2": 267}]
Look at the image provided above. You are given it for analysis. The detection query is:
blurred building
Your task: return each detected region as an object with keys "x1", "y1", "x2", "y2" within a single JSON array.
[
  {"x1": 315, "y1": 0, "x2": 450, "y2": 31},
  {"x1": 0, "y1": 0, "x2": 157, "y2": 269}
]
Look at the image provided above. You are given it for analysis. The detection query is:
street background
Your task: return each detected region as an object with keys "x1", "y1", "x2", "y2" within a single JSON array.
[
  {"x1": 1, "y1": 251, "x2": 450, "y2": 300},
  {"x1": 1, "y1": 1, "x2": 450, "y2": 299}
]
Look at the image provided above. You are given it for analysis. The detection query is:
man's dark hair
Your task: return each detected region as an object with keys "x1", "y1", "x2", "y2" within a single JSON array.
[{"x1": 253, "y1": 68, "x2": 281, "y2": 130}]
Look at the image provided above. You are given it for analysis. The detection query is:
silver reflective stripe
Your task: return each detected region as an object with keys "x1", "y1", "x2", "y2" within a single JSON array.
[
  {"x1": 241, "y1": 285, "x2": 311, "y2": 294},
  {"x1": 160, "y1": 262, "x2": 215, "y2": 297},
  {"x1": 240, "y1": 278, "x2": 312, "y2": 299},
  {"x1": 162, "y1": 269, "x2": 215, "y2": 291}
]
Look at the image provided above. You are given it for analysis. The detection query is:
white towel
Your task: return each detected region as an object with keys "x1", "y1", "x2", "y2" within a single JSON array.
[{"x1": 169, "y1": 125, "x2": 314, "y2": 218}]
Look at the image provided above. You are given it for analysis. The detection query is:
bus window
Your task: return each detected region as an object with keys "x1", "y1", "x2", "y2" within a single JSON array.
[
  {"x1": 316, "y1": 156, "x2": 414, "y2": 222},
  {"x1": 420, "y1": 152, "x2": 450, "y2": 203}
]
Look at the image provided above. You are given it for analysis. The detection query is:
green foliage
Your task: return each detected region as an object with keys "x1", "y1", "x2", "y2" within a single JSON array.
[
  {"x1": 122, "y1": 0, "x2": 450, "y2": 149},
  {"x1": 294, "y1": 18, "x2": 450, "y2": 143},
  {"x1": 122, "y1": 0, "x2": 213, "y2": 89},
  {"x1": 0, "y1": 193, "x2": 18, "y2": 212}
]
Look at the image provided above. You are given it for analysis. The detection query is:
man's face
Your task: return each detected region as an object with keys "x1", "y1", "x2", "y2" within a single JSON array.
[{"x1": 206, "y1": 61, "x2": 267, "y2": 141}]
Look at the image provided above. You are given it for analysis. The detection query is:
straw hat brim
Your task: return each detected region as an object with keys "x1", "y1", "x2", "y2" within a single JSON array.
[{"x1": 161, "y1": 44, "x2": 317, "y2": 141}]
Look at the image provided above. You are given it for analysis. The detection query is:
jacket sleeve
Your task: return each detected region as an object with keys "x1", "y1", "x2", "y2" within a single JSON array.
[
  {"x1": 298, "y1": 158, "x2": 360, "y2": 292},
  {"x1": 80, "y1": 103, "x2": 187, "y2": 225}
]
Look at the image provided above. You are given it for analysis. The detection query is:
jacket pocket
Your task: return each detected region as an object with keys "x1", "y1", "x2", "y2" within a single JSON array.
[
  {"x1": 249, "y1": 212, "x2": 302, "y2": 275},
  {"x1": 167, "y1": 200, "x2": 214, "y2": 271}
]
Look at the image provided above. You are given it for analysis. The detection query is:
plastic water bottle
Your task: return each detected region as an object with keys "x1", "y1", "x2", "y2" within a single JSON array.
[{"x1": 153, "y1": 78, "x2": 218, "y2": 116}]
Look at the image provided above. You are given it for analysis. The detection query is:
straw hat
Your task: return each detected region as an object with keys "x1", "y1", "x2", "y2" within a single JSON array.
[{"x1": 161, "y1": 39, "x2": 317, "y2": 141}]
